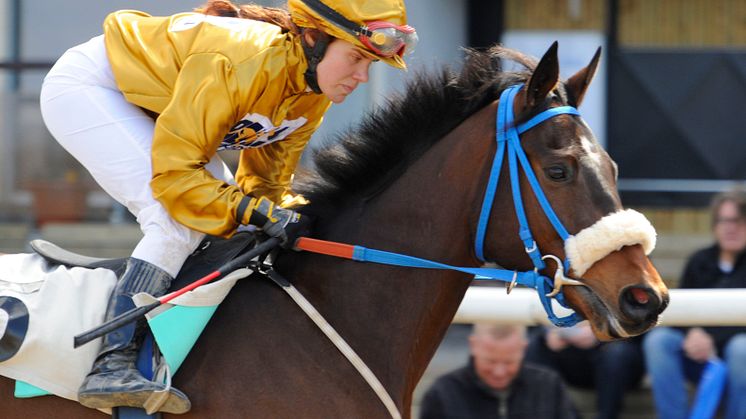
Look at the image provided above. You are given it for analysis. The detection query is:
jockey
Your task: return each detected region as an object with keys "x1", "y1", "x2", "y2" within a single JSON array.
[{"x1": 39, "y1": 0, "x2": 416, "y2": 414}]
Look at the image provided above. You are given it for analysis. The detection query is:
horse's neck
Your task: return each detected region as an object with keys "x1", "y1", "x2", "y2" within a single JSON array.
[{"x1": 279, "y1": 103, "x2": 499, "y2": 403}]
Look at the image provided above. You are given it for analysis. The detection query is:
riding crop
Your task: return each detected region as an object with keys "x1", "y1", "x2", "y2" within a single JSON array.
[{"x1": 73, "y1": 236, "x2": 281, "y2": 348}]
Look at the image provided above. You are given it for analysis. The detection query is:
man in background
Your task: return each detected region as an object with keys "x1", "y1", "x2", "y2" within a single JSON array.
[{"x1": 420, "y1": 323, "x2": 578, "y2": 419}]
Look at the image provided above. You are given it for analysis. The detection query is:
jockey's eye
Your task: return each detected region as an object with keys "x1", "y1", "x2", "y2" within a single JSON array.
[{"x1": 545, "y1": 165, "x2": 569, "y2": 181}]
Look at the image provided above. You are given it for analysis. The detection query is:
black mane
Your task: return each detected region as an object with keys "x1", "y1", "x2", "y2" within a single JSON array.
[{"x1": 294, "y1": 47, "x2": 538, "y2": 215}]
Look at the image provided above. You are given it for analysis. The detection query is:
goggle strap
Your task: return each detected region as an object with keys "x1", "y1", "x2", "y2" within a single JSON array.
[{"x1": 300, "y1": 0, "x2": 364, "y2": 37}]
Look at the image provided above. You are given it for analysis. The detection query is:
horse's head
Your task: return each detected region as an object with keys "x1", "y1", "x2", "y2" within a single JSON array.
[{"x1": 483, "y1": 42, "x2": 669, "y2": 340}]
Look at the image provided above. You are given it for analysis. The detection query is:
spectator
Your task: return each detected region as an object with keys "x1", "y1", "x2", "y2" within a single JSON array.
[
  {"x1": 643, "y1": 190, "x2": 746, "y2": 419},
  {"x1": 420, "y1": 323, "x2": 578, "y2": 419},
  {"x1": 525, "y1": 321, "x2": 645, "y2": 419}
]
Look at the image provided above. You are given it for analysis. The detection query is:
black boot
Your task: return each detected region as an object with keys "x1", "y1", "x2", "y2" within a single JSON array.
[{"x1": 78, "y1": 258, "x2": 191, "y2": 414}]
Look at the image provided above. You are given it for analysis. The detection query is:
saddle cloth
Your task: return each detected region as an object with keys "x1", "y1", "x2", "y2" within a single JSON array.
[{"x1": 0, "y1": 252, "x2": 251, "y2": 402}]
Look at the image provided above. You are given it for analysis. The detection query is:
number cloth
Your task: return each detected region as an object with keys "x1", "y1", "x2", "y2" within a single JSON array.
[
  {"x1": 0, "y1": 253, "x2": 115, "y2": 401},
  {"x1": 0, "y1": 253, "x2": 245, "y2": 402}
]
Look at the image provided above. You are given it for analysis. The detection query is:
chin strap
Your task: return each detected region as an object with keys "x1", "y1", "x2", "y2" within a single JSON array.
[{"x1": 301, "y1": 30, "x2": 331, "y2": 94}]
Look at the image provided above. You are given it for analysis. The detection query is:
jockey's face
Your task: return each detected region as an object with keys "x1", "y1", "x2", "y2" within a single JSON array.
[{"x1": 315, "y1": 39, "x2": 373, "y2": 104}]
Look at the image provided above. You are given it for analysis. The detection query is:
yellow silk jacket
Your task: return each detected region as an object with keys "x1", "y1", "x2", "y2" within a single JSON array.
[{"x1": 103, "y1": 10, "x2": 331, "y2": 237}]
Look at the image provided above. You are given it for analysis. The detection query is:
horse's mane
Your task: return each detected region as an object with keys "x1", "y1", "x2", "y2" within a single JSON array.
[{"x1": 294, "y1": 46, "x2": 538, "y2": 216}]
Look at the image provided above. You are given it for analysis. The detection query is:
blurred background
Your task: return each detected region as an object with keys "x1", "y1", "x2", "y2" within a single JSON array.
[
  {"x1": 0, "y1": 1, "x2": 744, "y2": 246},
  {"x1": 0, "y1": 1, "x2": 744, "y2": 417}
]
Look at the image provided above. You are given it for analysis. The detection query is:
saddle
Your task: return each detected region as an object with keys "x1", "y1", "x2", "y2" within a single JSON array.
[
  {"x1": 16, "y1": 232, "x2": 259, "y2": 418},
  {"x1": 30, "y1": 234, "x2": 404, "y2": 419},
  {"x1": 30, "y1": 231, "x2": 258, "y2": 291}
]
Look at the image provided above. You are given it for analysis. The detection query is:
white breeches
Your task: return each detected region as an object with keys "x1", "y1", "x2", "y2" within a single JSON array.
[{"x1": 39, "y1": 35, "x2": 235, "y2": 277}]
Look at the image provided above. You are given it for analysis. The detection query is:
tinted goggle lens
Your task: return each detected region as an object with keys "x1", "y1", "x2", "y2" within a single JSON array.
[{"x1": 360, "y1": 23, "x2": 418, "y2": 58}]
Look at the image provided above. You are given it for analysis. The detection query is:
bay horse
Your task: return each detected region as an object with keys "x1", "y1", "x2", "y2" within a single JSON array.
[{"x1": 0, "y1": 42, "x2": 668, "y2": 418}]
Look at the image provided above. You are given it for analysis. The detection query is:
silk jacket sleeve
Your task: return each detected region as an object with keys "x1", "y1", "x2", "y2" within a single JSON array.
[{"x1": 150, "y1": 52, "x2": 248, "y2": 237}]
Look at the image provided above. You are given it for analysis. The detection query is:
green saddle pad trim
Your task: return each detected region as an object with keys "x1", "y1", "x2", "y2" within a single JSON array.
[
  {"x1": 13, "y1": 304, "x2": 218, "y2": 398},
  {"x1": 148, "y1": 304, "x2": 219, "y2": 373},
  {"x1": 14, "y1": 380, "x2": 49, "y2": 398}
]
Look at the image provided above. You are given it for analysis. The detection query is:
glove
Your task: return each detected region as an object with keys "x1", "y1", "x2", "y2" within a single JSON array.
[
  {"x1": 248, "y1": 196, "x2": 312, "y2": 248},
  {"x1": 283, "y1": 212, "x2": 314, "y2": 249}
]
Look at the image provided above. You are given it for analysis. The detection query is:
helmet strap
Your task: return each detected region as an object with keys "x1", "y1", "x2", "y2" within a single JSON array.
[{"x1": 301, "y1": 29, "x2": 331, "y2": 94}]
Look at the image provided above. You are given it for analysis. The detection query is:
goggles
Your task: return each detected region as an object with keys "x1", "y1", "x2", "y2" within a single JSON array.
[
  {"x1": 359, "y1": 21, "x2": 418, "y2": 58},
  {"x1": 300, "y1": 0, "x2": 417, "y2": 58}
]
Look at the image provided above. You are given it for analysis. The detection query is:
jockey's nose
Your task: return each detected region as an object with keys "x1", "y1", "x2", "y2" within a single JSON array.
[{"x1": 619, "y1": 286, "x2": 667, "y2": 324}]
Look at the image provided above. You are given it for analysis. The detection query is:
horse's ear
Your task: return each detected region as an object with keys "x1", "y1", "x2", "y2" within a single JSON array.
[
  {"x1": 566, "y1": 46, "x2": 602, "y2": 107},
  {"x1": 525, "y1": 41, "x2": 560, "y2": 109}
]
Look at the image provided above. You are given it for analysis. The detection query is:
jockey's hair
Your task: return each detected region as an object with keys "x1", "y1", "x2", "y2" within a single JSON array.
[{"x1": 196, "y1": 0, "x2": 300, "y2": 34}]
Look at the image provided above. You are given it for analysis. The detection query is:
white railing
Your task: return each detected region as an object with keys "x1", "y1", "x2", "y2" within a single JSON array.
[{"x1": 453, "y1": 287, "x2": 746, "y2": 326}]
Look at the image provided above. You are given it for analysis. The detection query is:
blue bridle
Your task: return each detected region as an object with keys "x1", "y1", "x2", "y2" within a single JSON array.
[
  {"x1": 296, "y1": 84, "x2": 587, "y2": 327},
  {"x1": 474, "y1": 84, "x2": 584, "y2": 327}
]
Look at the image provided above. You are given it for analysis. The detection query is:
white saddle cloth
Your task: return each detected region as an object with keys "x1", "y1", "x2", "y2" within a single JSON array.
[
  {"x1": 0, "y1": 253, "x2": 115, "y2": 401},
  {"x1": 0, "y1": 253, "x2": 251, "y2": 402}
]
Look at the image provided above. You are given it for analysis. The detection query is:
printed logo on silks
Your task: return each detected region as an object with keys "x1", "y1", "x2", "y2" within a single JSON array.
[{"x1": 219, "y1": 113, "x2": 307, "y2": 150}]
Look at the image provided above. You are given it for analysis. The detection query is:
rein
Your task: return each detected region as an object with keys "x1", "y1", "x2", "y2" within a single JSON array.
[{"x1": 295, "y1": 84, "x2": 585, "y2": 327}]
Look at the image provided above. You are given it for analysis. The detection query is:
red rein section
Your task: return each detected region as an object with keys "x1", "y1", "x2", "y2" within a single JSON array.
[
  {"x1": 295, "y1": 237, "x2": 355, "y2": 260},
  {"x1": 162, "y1": 237, "x2": 354, "y2": 305},
  {"x1": 160, "y1": 270, "x2": 221, "y2": 304}
]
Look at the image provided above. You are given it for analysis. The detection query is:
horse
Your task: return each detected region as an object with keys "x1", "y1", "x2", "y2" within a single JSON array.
[{"x1": 0, "y1": 42, "x2": 668, "y2": 418}]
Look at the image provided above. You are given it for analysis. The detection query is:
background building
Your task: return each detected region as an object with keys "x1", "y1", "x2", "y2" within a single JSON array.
[{"x1": 0, "y1": 0, "x2": 745, "y2": 263}]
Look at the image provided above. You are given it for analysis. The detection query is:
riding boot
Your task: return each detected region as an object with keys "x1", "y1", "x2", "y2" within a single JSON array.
[{"x1": 77, "y1": 258, "x2": 191, "y2": 414}]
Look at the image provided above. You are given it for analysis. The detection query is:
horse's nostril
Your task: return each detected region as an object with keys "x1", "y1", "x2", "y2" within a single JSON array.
[
  {"x1": 620, "y1": 286, "x2": 661, "y2": 323},
  {"x1": 629, "y1": 287, "x2": 650, "y2": 305},
  {"x1": 623, "y1": 286, "x2": 652, "y2": 308}
]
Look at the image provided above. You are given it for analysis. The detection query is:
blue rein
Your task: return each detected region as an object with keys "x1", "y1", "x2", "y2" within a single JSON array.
[{"x1": 474, "y1": 84, "x2": 582, "y2": 326}]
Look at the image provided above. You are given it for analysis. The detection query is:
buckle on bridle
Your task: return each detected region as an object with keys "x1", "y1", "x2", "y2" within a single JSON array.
[
  {"x1": 506, "y1": 271, "x2": 519, "y2": 294},
  {"x1": 541, "y1": 254, "x2": 585, "y2": 297}
]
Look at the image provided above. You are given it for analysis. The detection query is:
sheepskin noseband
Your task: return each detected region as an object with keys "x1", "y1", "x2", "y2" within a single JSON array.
[{"x1": 564, "y1": 209, "x2": 656, "y2": 276}]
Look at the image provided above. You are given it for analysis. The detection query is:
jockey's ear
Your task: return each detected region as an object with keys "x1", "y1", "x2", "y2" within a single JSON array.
[
  {"x1": 525, "y1": 41, "x2": 559, "y2": 109},
  {"x1": 566, "y1": 47, "x2": 602, "y2": 108}
]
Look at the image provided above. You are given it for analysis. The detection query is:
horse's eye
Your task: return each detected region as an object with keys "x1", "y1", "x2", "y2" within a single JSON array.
[{"x1": 545, "y1": 165, "x2": 568, "y2": 181}]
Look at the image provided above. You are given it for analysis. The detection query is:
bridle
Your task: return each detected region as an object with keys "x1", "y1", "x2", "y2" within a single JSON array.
[
  {"x1": 474, "y1": 84, "x2": 586, "y2": 327},
  {"x1": 295, "y1": 83, "x2": 590, "y2": 327}
]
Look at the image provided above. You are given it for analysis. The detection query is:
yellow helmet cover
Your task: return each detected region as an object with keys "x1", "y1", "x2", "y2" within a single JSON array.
[{"x1": 288, "y1": 0, "x2": 412, "y2": 69}]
